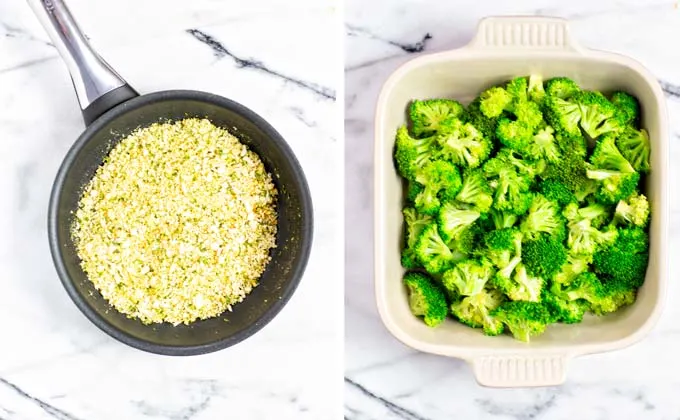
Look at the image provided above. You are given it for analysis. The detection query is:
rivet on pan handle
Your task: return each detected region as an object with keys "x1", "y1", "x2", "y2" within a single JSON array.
[
  {"x1": 471, "y1": 354, "x2": 569, "y2": 387},
  {"x1": 469, "y1": 16, "x2": 583, "y2": 52},
  {"x1": 27, "y1": 0, "x2": 139, "y2": 125}
]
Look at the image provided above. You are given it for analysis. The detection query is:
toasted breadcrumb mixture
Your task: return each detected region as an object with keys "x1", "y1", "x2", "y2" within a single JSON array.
[{"x1": 73, "y1": 118, "x2": 278, "y2": 325}]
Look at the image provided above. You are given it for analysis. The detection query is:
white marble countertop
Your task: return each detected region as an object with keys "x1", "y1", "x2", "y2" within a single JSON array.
[
  {"x1": 0, "y1": 1, "x2": 341, "y2": 419},
  {"x1": 345, "y1": 1, "x2": 680, "y2": 418}
]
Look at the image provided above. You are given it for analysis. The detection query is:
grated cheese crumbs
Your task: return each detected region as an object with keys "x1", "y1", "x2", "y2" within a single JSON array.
[{"x1": 72, "y1": 118, "x2": 278, "y2": 325}]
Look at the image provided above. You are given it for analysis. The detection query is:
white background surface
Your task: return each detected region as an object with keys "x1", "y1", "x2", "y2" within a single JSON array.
[
  {"x1": 0, "y1": 1, "x2": 342, "y2": 419},
  {"x1": 345, "y1": 1, "x2": 680, "y2": 419}
]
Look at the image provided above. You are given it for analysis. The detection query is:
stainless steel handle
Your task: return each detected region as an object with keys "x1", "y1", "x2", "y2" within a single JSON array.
[{"x1": 27, "y1": 0, "x2": 128, "y2": 110}]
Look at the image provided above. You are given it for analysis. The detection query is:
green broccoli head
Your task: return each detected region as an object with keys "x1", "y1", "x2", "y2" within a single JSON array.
[
  {"x1": 455, "y1": 169, "x2": 493, "y2": 212},
  {"x1": 545, "y1": 77, "x2": 580, "y2": 99},
  {"x1": 592, "y1": 245, "x2": 648, "y2": 289},
  {"x1": 401, "y1": 207, "x2": 432, "y2": 269},
  {"x1": 483, "y1": 227, "x2": 522, "y2": 269},
  {"x1": 442, "y1": 258, "x2": 495, "y2": 296},
  {"x1": 492, "y1": 264, "x2": 544, "y2": 303},
  {"x1": 436, "y1": 119, "x2": 492, "y2": 168},
  {"x1": 413, "y1": 160, "x2": 462, "y2": 215},
  {"x1": 553, "y1": 253, "x2": 592, "y2": 285},
  {"x1": 523, "y1": 235, "x2": 568, "y2": 279},
  {"x1": 609, "y1": 91, "x2": 640, "y2": 127},
  {"x1": 512, "y1": 99, "x2": 543, "y2": 129},
  {"x1": 409, "y1": 99, "x2": 465, "y2": 137},
  {"x1": 506, "y1": 77, "x2": 529, "y2": 101},
  {"x1": 436, "y1": 201, "x2": 481, "y2": 245},
  {"x1": 466, "y1": 98, "x2": 499, "y2": 141},
  {"x1": 543, "y1": 148, "x2": 590, "y2": 195},
  {"x1": 554, "y1": 272, "x2": 636, "y2": 316},
  {"x1": 450, "y1": 288, "x2": 506, "y2": 335},
  {"x1": 586, "y1": 167, "x2": 640, "y2": 205},
  {"x1": 487, "y1": 168, "x2": 533, "y2": 215},
  {"x1": 577, "y1": 91, "x2": 624, "y2": 140},
  {"x1": 543, "y1": 288, "x2": 588, "y2": 324},
  {"x1": 564, "y1": 202, "x2": 618, "y2": 255},
  {"x1": 525, "y1": 125, "x2": 561, "y2": 162},
  {"x1": 555, "y1": 131, "x2": 588, "y2": 158},
  {"x1": 449, "y1": 222, "x2": 483, "y2": 255},
  {"x1": 520, "y1": 194, "x2": 566, "y2": 240},
  {"x1": 589, "y1": 282, "x2": 636, "y2": 315},
  {"x1": 614, "y1": 193, "x2": 650, "y2": 227},
  {"x1": 487, "y1": 148, "x2": 546, "y2": 179},
  {"x1": 527, "y1": 74, "x2": 546, "y2": 104},
  {"x1": 492, "y1": 301, "x2": 552, "y2": 342},
  {"x1": 394, "y1": 125, "x2": 437, "y2": 181},
  {"x1": 415, "y1": 223, "x2": 465, "y2": 274},
  {"x1": 545, "y1": 95, "x2": 582, "y2": 137},
  {"x1": 616, "y1": 127, "x2": 650, "y2": 173},
  {"x1": 489, "y1": 209, "x2": 519, "y2": 230},
  {"x1": 539, "y1": 179, "x2": 576, "y2": 208},
  {"x1": 404, "y1": 272, "x2": 448, "y2": 327},
  {"x1": 590, "y1": 135, "x2": 636, "y2": 173},
  {"x1": 496, "y1": 118, "x2": 533, "y2": 152},
  {"x1": 479, "y1": 86, "x2": 513, "y2": 118}
]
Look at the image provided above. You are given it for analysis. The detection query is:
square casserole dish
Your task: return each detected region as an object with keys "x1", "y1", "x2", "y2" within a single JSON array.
[{"x1": 374, "y1": 16, "x2": 669, "y2": 387}]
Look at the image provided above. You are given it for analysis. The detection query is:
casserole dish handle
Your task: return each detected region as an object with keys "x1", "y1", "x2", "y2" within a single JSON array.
[
  {"x1": 471, "y1": 354, "x2": 569, "y2": 387},
  {"x1": 469, "y1": 16, "x2": 583, "y2": 53}
]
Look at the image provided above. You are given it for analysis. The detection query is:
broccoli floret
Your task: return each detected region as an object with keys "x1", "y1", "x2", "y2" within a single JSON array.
[
  {"x1": 437, "y1": 202, "x2": 481, "y2": 244},
  {"x1": 512, "y1": 99, "x2": 543, "y2": 129},
  {"x1": 413, "y1": 160, "x2": 462, "y2": 215},
  {"x1": 563, "y1": 202, "x2": 618, "y2": 255},
  {"x1": 589, "y1": 282, "x2": 636, "y2": 315},
  {"x1": 614, "y1": 193, "x2": 650, "y2": 227},
  {"x1": 466, "y1": 98, "x2": 499, "y2": 141},
  {"x1": 455, "y1": 169, "x2": 494, "y2": 212},
  {"x1": 450, "y1": 288, "x2": 505, "y2": 335},
  {"x1": 592, "y1": 241, "x2": 648, "y2": 289},
  {"x1": 401, "y1": 207, "x2": 432, "y2": 269},
  {"x1": 486, "y1": 148, "x2": 546, "y2": 179},
  {"x1": 586, "y1": 167, "x2": 640, "y2": 205},
  {"x1": 415, "y1": 223, "x2": 465, "y2": 274},
  {"x1": 404, "y1": 272, "x2": 448, "y2": 327},
  {"x1": 493, "y1": 264, "x2": 544, "y2": 302},
  {"x1": 545, "y1": 95, "x2": 582, "y2": 137},
  {"x1": 479, "y1": 87, "x2": 513, "y2": 118},
  {"x1": 506, "y1": 77, "x2": 529, "y2": 101},
  {"x1": 520, "y1": 194, "x2": 565, "y2": 240},
  {"x1": 590, "y1": 135, "x2": 636, "y2": 173},
  {"x1": 609, "y1": 91, "x2": 640, "y2": 127},
  {"x1": 489, "y1": 209, "x2": 519, "y2": 230},
  {"x1": 616, "y1": 126, "x2": 650, "y2": 173},
  {"x1": 486, "y1": 167, "x2": 533, "y2": 215},
  {"x1": 539, "y1": 179, "x2": 576, "y2": 208},
  {"x1": 523, "y1": 236, "x2": 567, "y2": 279},
  {"x1": 496, "y1": 118, "x2": 533, "y2": 152},
  {"x1": 545, "y1": 77, "x2": 580, "y2": 99},
  {"x1": 483, "y1": 228, "x2": 522, "y2": 269},
  {"x1": 543, "y1": 148, "x2": 590, "y2": 194},
  {"x1": 577, "y1": 91, "x2": 624, "y2": 140},
  {"x1": 555, "y1": 131, "x2": 588, "y2": 158},
  {"x1": 543, "y1": 289, "x2": 588, "y2": 324},
  {"x1": 525, "y1": 125, "x2": 560, "y2": 162},
  {"x1": 492, "y1": 301, "x2": 551, "y2": 342},
  {"x1": 554, "y1": 253, "x2": 592, "y2": 285},
  {"x1": 613, "y1": 227, "x2": 649, "y2": 254},
  {"x1": 450, "y1": 222, "x2": 483, "y2": 255},
  {"x1": 409, "y1": 99, "x2": 465, "y2": 137},
  {"x1": 527, "y1": 74, "x2": 546, "y2": 104},
  {"x1": 436, "y1": 119, "x2": 492, "y2": 168},
  {"x1": 394, "y1": 125, "x2": 438, "y2": 181},
  {"x1": 442, "y1": 258, "x2": 495, "y2": 296}
]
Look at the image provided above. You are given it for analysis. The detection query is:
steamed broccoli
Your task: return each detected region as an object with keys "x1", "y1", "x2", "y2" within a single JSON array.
[
  {"x1": 409, "y1": 99, "x2": 466, "y2": 137},
  {"x1": 492, "y1": 301, "x2": 552, "y2": 342},
  {"x1": 442, "y1": 258, "x2": 494, "y2": 296},
  {"x1": 436, "y1": 119, "x2": 492, "y2": 168},
  {"x1": 614, "y1": 193, "x2": 650, "y2": 227},
  {"x1": 404, "y1": 272, "x2": 448, "y2": 327},
  {"x1": 616, "y1": 126, "x2": 650, "y2": 173},
  {"x1": 455, "y1": 169, "x2": 494, "y2": 212},
  {"x1": 394, "y1": 74, "x2": 650, "y2": 340},
  {"x1": 415, "y1": 223, "x2": 465, "y2": 274},
  {"x1": 413, "y1": 160, "x2": 462, "y2": 215},
  {"x1": 451, "y1": 288, "x2": 505, "y2": 335}
]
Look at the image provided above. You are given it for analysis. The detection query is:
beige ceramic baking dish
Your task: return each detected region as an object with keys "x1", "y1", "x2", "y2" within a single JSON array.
[{"x1": 374, "y1": 16, "x2": 669, "y2": 387}]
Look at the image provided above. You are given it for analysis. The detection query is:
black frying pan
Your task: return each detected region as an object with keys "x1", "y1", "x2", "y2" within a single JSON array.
[{"x1": 31, "y1": 0, "x2": 313, "y2": 355}]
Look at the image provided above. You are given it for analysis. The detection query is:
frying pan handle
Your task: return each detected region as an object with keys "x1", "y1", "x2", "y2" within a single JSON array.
[{"x1": 27, "y1": 0, "x2": 139, "y2": 125}]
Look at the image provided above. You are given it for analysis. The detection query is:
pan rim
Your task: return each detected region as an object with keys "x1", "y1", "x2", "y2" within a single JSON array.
[{"x1": 47, "y1": 89, "x2": 314, "y2": 356}]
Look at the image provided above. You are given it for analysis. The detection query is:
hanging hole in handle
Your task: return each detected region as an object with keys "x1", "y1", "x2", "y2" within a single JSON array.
[
  {"x1": 471, "y1": 354, "x2": 569, "y2": 387},
  {"x1": 468, "y1": 16, "x2": 582, "y2": 52}
]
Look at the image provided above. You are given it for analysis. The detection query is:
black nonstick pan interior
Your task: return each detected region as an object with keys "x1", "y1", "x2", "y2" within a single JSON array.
[{"x1": 49, "y1": 90, "x2": 313, "y2": 355}]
